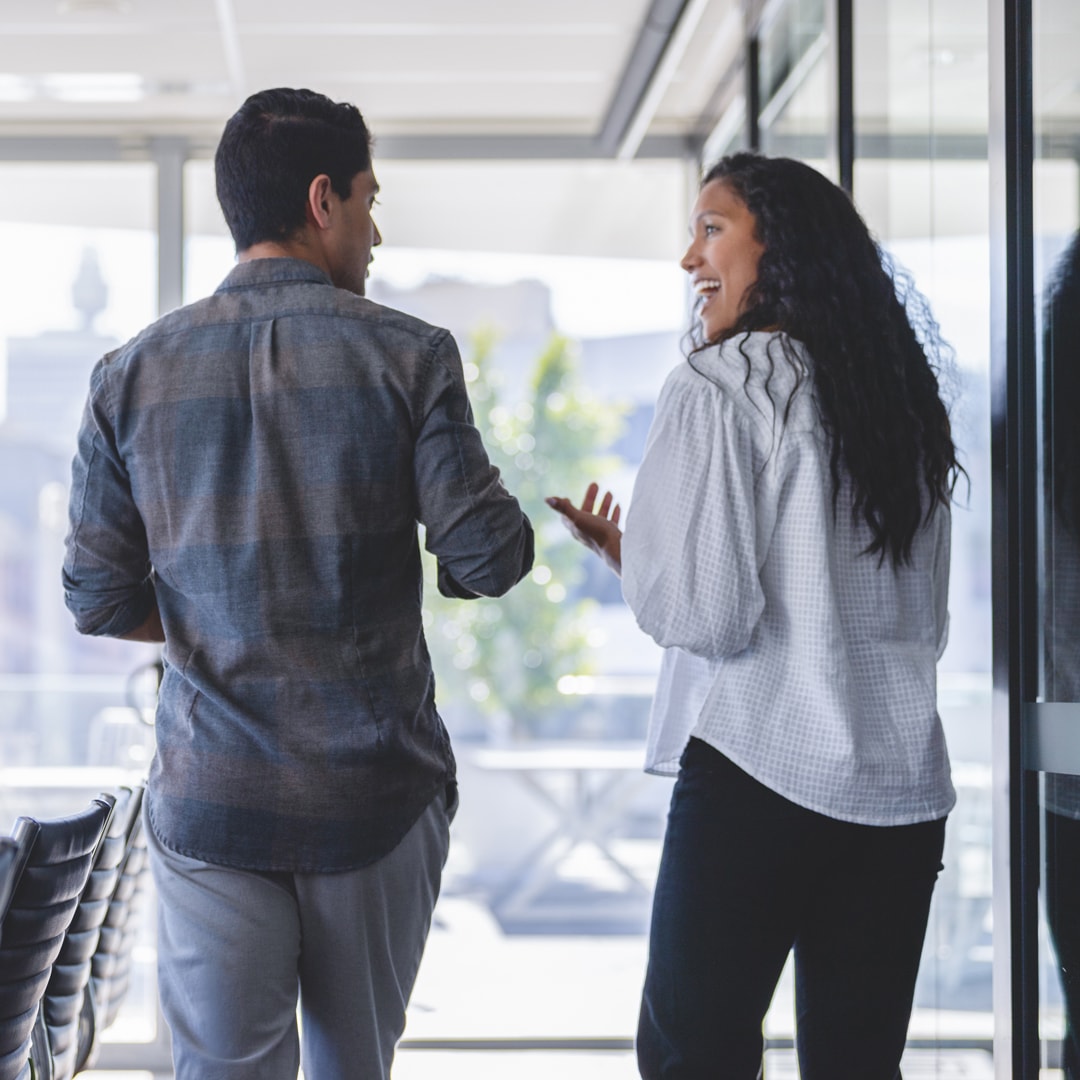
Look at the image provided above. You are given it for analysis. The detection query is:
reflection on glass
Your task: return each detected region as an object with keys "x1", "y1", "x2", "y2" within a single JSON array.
[
  {"x1": 1035, "y1": 0, "x2": 1080, "y2": 1071},
  {"x1": 0, "y1": 163, "x2": 162, "y2": 1053},
  {"x1": 852, "y1": 0, "x2": 994, "y2": 1059},
  {"x1": 1042, "y1": 233, "x2": 1080, "y2": 711},
  {"x1": 1042, "y1": 233, "x2": 1080, "y2": 1076},
  {"x1": 757, "y1": 0, "x2": 828, "y2": 160},
  {"x1": 1046, "y1": 797, "x2": 1080, "y2": 1078}
]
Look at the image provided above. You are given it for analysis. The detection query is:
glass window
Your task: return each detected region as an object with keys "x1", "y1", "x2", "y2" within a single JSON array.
[
  {"x1": 1033, "y1": 0, "x2": 1080, "y2": 1072},
  {"x1": 757, "y1": 0, "x2": 828, "y2": 162},
  {"x1": 855, "y1": 0, "x2": 993, "y2": 1059},
  {"x1": 182, "y1": 155, "x2": 690, "y2": 1054},
  {"x1": 0, "y1": 161, "x2": 163, "y2": 1050}
]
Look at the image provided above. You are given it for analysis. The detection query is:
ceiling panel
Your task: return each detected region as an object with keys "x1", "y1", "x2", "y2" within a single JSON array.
[
  {"x1": 3, "y1": 0, "x2": 1072, "y2": 154},
  {"x1": 654, "y1": 0, "x2": 742, "y2": 128},
  {"x1": 854, "y1": 0, "x2": 990, "y2": 136},
  {"x1": 308, "y1": 82, "x2": 616, "y2": 125},
  {"x1": 0, "y1": 0, "x2": 215, "y2": 27},
  {"x1": 0, "y1": 0, "x2": 751, "y2": 152},
  {"x1": 1, "y1": 35, "x2": 228, "y2": 78},
  {"x1": 240, "y1": 35, "x2": 621, "y2": 76},
  {"x1": 230, "y1": 0, "x2": 641, "y2": 23}
]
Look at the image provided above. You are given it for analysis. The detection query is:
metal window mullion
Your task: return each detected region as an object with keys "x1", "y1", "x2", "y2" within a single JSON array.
[
  {"x1": 989, "y1": 0, "x2": 1038, "y2": 1071},
  {"x1": 747, "y1": 36, "x2": 762, "y2": 151},
  {"x1": 154, "y1": 137, "x2": 186, "y2": 317},
  {"x1": 835, "y1": 0, "x2": 854, "y2": 194}
]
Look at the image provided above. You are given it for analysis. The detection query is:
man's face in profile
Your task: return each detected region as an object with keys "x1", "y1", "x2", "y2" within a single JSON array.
[{"x1": 325, "y1": 168, "x2": 382, "y2": 296}]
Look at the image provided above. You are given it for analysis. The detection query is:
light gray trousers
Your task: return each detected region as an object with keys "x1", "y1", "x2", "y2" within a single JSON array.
[{"x1": 146, "y1": 788, "x2": 455, "y2": 1080}]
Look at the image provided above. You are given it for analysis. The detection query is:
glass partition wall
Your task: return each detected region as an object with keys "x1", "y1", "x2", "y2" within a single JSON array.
[
  {"x1": 853, "y1": 0, "x2": 994, "y2": 1058},
  {"x1": 0, "y1": 160, "x2": 167, "y2": 1064},
  {"x1": 741, "y1": 0, "x2": 996, "y2": 1070},
  {"x1": 2, "y1": 145, "x2": 694, "y2": 1077},
  {"x1": 1033, "y1": 0, "x2": 1080, "y2": 1074},
  {"x1": 756, "y1": 0, "x2": 828, "y2": 165}
]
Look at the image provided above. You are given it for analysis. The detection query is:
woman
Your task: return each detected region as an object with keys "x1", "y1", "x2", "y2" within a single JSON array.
[{"x1": 548, "y1": 153, "x2": 963, "y2": 1079}]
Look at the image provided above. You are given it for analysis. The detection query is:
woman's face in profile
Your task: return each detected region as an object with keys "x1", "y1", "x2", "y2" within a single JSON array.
[{"x1": 681, "y1": 179, "x2": 765, "y2": 342}]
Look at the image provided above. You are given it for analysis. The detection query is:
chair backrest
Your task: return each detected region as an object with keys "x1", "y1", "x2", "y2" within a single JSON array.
[
  {"x1": 0, "y1": 796, "x2": 114, "y2": 1080},
  {"x1": 0, "y1": 832, "x2": 33, "y2": 1080},
  {"x1": 0, "y1": 839, "x2": 20, "y2": 949},
  {"x1": 45, "y1": 787, "x2": 143, "y2": 1080},
  {"x1": 70, "y1": 786, "x2": 147, "y2": 1080},
  {"x1": 89, "y1": 785, "x2": 148, "y2": 1033}
]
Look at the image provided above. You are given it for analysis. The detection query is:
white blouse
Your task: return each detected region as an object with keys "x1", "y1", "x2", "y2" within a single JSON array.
[{"x1": 621, "y1": 332, "x2": 955, "y2": 827}]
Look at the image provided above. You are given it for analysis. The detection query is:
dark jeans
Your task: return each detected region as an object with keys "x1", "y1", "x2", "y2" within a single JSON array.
[{"x1": 637, "y1": 738, "x2": 947, "y2": 1080}]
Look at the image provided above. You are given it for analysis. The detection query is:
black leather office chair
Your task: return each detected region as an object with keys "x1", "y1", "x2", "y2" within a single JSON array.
[
  {"x1": 45, "y1": 787, "x2": 145, "y2": 1080},
  {"x1": 0, "y1": 796, "x2": 114, "y2": 1080},
  {"x1": 73, "y1": 784, "x2": 147, "y2": 1075},
  {"x1": 89, "y1": 785, "x2": 148, "y2": 1034}
]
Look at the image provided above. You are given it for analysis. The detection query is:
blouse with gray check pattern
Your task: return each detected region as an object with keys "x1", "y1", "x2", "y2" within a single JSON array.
[{"x1": 621, "y1": 332, "x2": 955, "y2": 827}]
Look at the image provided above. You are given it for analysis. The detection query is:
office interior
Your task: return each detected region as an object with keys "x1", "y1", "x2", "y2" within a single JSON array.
[{"x1": 0, "y1": 0, "x2": 1072, "y2": 1076}]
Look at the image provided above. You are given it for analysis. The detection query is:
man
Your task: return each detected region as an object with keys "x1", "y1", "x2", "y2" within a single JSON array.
[{"x1": 63, "y1": 87, "x2": 533, "y2": 1079}]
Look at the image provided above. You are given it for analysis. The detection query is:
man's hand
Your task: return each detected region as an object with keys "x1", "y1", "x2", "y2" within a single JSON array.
[{"x1": 546, "y1": 482, "x2": 623, "y2": 578}]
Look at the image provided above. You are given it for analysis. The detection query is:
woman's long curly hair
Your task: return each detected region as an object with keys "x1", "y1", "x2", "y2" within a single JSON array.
[{"x1": 691, "y1": 152, "x2": 964, "y2": 566}]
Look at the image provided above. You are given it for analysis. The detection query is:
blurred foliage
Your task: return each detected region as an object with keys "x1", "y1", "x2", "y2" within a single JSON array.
[{"x1": 422, "y1": 327, "x2": 627, "y2": 739}]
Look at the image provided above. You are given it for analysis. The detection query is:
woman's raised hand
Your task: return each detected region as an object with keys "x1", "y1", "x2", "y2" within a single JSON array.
[{"x1": 546, "y1": 482, "x2": 623, "y2": 577}]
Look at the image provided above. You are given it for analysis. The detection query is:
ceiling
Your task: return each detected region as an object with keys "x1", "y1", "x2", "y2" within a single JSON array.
[
  {"x1": 0, "y1": 0, "x2": 1075, "y2": 153},
  {"x1": 0, "y1": 1, "x2": 1073, "y2": 258},
  {"x1": 0, "y1": 0, "x2": 745, "y2": 157},
  {"x1": 0, "y1": 0, "x2": 750, "y2": 261}
]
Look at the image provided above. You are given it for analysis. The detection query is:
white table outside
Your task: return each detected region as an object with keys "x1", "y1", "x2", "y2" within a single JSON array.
[{"x1": 468, "y1": 743, "x2": 652, "y2": 922}]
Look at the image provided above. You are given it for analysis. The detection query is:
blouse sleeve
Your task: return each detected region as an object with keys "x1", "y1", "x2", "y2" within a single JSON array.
[
  {"x1": 621, "y1": 366, "x2": 771, "y2": 659},
  {"x1": 933, "y1": 502, "x2": 952, "y2": 660}
]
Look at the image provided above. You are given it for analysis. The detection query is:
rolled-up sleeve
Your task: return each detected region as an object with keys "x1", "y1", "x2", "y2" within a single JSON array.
[
  {"x1": 413, "y1": 332, "x2": 533, "y2": 598},
  {"x1": 621, "y1": 368, "x2": 767, "y2": 659},
  {"x1": 63, "y1": 361, "x2": 156, "y2": 637}
]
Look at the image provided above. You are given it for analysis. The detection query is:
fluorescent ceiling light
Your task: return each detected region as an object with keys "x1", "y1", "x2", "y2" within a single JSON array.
[
  {"x1": 42, "y1": 73, "x2": 144, "y2": 102},
  {"x1": 57, "y1": 0, "x2": 132, "y2": 13},
  {"x1": 0, "y1": 73, "x2": 147, "y2": 103},
  {"x1": 0, "y1": 76, "x2": 34, "y2": 103}
]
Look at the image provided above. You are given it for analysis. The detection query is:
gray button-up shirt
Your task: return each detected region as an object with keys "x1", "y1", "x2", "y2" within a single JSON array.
[{"x1": 64, "y1": 257, "x2": 533, "y2": 871}]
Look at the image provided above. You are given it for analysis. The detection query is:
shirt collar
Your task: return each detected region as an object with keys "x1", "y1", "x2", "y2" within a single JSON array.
[{"x1": 215, "y1": 256, "x2": 334, "y2": 293}]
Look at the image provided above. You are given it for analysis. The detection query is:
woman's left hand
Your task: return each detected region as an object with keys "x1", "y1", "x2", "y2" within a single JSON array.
[{"x1": 546, "y1": 482, "x2": 623, "y2": 577}]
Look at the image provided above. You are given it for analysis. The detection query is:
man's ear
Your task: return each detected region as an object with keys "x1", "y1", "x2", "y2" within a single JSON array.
[{"x1": 307, "y1": 174, "x2": 335, "y2": 230}]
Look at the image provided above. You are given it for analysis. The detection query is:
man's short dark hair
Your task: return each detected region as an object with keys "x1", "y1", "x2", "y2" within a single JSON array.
[{"x1": 215, "y1": 87, "x2": 373, "y2": 252}]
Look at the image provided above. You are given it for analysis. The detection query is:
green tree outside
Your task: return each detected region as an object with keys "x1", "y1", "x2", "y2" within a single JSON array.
[{"x1": 422, "y1": 328, "x2": 627, "y2": 740}]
